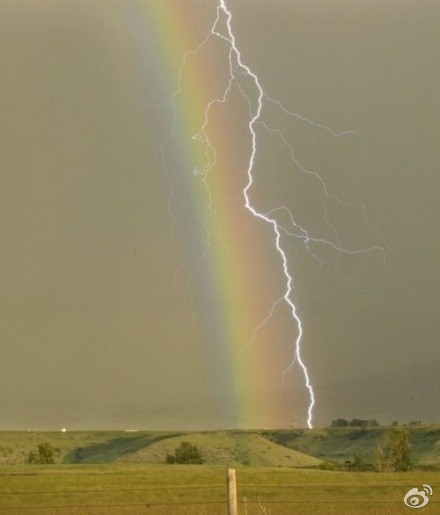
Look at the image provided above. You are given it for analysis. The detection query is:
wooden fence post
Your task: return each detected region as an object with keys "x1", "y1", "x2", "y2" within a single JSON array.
[{"x1": 227, "y1": 468, "x2": 238, "y2": 515}]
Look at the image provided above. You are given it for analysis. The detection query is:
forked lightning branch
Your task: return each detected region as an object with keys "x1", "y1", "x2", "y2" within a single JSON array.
[{"x1": 162, "y1": 0, "x2": 385, "y2": 428}]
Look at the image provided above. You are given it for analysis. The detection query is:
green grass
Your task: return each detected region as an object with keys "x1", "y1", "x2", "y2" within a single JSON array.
[{"x1": 0, "y1": 464, "x2": 439, "y2": 514}]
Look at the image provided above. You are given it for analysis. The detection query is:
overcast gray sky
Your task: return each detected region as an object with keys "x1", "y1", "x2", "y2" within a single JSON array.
[{"x1": 1, "y1": 0, "x2": 439, "y2": 429}]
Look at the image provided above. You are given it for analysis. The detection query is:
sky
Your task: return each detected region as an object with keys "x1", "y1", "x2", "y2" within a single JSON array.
[{"x1": 0, "y1": 0, "x2": 439, "y2": 430}]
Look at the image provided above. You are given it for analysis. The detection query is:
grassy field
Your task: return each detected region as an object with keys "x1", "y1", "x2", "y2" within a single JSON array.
[
  {"x1": 0, "y1": 464, "x2": 439, "y2": 514},
  {"x1": 1, "y1": 429, "x2": 439, "y2": 513}
]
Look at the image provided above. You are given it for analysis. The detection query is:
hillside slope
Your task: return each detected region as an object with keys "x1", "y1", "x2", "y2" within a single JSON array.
[
  {"x1": 1, "y1": 427, "x2": 438, "y2": 468},
  {"x1": 0, "y1": 430, "x2": 321, "y2": 467},
  {"x1": 264, "y1": 426, "x2": 440, "y2": 467},
  {"x1": 116, "y1": 432, "x2": 322, "y2": 467}
]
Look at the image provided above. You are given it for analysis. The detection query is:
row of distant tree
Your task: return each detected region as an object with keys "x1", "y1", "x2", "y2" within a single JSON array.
[
  {"x1": 331, "y1": 418, "x2": 379, "y2": 428},
  {"x1": 330, "y1": 418, "x2": 424, "y2": 428}
]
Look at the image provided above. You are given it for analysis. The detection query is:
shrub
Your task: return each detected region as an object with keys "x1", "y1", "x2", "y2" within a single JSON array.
[
  {"x1": 318, "y1": 460, "x2": 337, "y2": 471},
  {"x1": 165, "y1": 442, "x2": 204, "y2": 464},
  {"x1": 27, "y1": 442, "x2": 59, "y2": 464}
]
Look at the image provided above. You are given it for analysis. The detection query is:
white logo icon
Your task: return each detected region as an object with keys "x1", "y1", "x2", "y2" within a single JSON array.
[{"x1": 404, "y1": 485, "x2": 433, "y2": 509}]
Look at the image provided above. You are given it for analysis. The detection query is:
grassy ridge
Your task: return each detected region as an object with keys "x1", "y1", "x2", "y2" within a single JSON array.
[
  {"x1": 0, "y1": 431, "x2": 321, "y2": 467},
  {"x1": 0, "y1": 427, "x2": 439, "y2": 468},
  {"x1": 115, "y1": 432, "x2": 322, "y2": 467},
  {"x1": 263, "y1": 426, "x2": 440, "y2": 467}
]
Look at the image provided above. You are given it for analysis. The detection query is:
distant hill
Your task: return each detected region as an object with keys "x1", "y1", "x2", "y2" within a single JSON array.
[
  {"x1": 264, "y1": 426, "x2": 440, "y2": 468},
  {"x1": 114, "y1": 432, "x2": 322, "y2": 467},
  {"x1": 1, "y1": 427, "x2": 439, "y2": 468},
  {"x1": 0, "y1": 430, "x2": 320, "y2": 468}
]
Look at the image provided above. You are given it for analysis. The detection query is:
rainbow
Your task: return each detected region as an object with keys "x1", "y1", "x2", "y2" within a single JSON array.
[{"x1": 136, "y1": 1, "x2": 300, "y2": 428}]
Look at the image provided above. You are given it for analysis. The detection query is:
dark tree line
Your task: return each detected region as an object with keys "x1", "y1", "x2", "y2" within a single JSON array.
[
  {"x1": 331, "y1": 418, "x2": 380, "y2": 428},
  {"x1": 331, "y1": 419, "x2": 425, "y2": 428}
]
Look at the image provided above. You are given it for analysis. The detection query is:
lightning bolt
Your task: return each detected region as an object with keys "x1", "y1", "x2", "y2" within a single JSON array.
[
  {"x1": 158, "y1": 1, "x2": 386, "y2": 429},
  {"x1": 218, "y1": 0, "x2": 317, "y2": 428}
]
